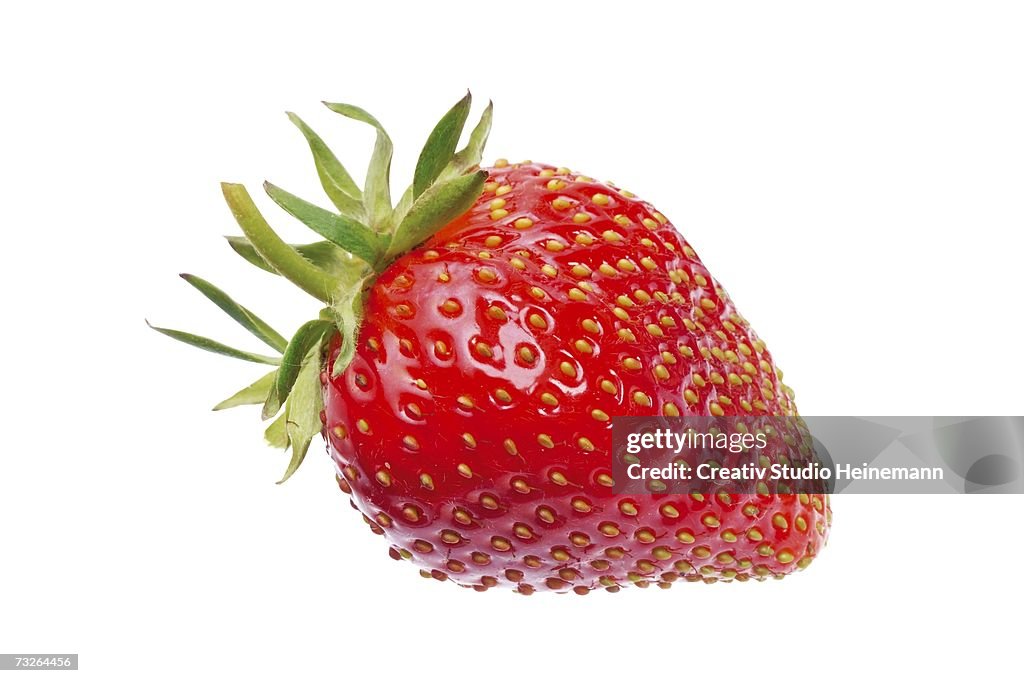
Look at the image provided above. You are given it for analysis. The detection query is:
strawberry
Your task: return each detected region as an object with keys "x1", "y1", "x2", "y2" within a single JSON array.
[{"x1": 153, "y1": 93, "x2": 830, "y2": 593}]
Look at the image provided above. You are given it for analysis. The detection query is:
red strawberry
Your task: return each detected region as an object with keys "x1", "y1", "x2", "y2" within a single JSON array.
[{"x1": 153, "y1": 94, "x2": 830, "y2": 593}]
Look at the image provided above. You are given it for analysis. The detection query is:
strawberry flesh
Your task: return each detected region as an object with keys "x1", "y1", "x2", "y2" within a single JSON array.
[{"x1": 324, "y1": 162, "x2": 830, "y2": 592}]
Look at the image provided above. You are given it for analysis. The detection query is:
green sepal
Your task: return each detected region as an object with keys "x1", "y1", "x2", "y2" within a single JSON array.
[
  {"x1": 147, "y1": 322, "x2": 281, "y2": 365},
  {"x1": 286, "y1": 112, "x2": 365, "y2": 219},
  {"x1": 449, "y1": 100, "x2": 492, "y2": 176},
  {"x1": 323, "y1": 102, "x2": 393, "y2": 231},
  {"x1": 387, "y1": 170, "x2": 487, "y2": 260},
  {"x1": 213, "y1": 371, "x2": 277, "y2": 410},
  {"x1": 226, "y1": 237, "x2": 361, "y2": 281},
  {"x1": 278, "y1": 348, "x2": 324, "y2": 483},
  {"x1": 330, "y1": 274, "x2": 371, "y2": 376},
  {"x1": 222, "y1": 183, "x2": 344, "y2": 303},
  {"x1": 413, "y1": 92, "x2": 472, "y2": 199},
  {"x1": 263, "y1": 182, "x2": 387, "y2": 269},
  {"x1": 180, "y1": 274, "x2": 288, "y2": 353},
  {"x1": 262, "y1": 319, "x2": 332, "y2": 419},
  {"x1": 264, "y1": 410, "x2": 289, "y2": 448}
]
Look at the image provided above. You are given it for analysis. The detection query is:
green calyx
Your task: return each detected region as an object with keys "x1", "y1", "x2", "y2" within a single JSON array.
[{"x1": 150, "y1": 93, "x2": 494, "y2": 481}]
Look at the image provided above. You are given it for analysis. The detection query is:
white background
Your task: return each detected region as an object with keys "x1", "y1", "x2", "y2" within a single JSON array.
[{"x1": 1, "y1": 1, "x2": 1022, "y2": 680}]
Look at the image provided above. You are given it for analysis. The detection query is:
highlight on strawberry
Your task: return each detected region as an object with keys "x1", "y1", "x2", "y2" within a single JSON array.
[{"x1": 151, "y1": 93, "x2": 831, "y2": 593}]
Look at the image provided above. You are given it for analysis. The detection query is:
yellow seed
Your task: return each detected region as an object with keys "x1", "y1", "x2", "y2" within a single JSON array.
[
  {"x1": 475, "y1": 341, "x2": 493, "y2": 358},
  {"x1": 592, "y1": 193, "x2": 610, "y2": 206},
  {"x1": 538, "y1": 434, "x2": 555, "y2": 449},
  {"x1": 575, "y1": 339, "x2": 593, "y2": 354},
  {"x1": 552, "y1": 197, "x2": 571, "y2": 210},
  {"x1": 575, "y1": 233, "x2": 594, "y2": 245},
  {"x1": 539, "y1": 169, "x2": 555, "y2": 178},
  {"x1": 518, "y1": 347, "x2": 536, "y2": 363},
  {"x1": 602, "y1": 230, "x2": 622, "y2": 242},
  {"x1": 709, "y1": 402, "x2": 725, "y2": 416},
  {"x1": 487, "y1": 305, "x2": 507, "y2": 321},
  {"x1": 457, "y1": 463, "x2": 473, "y2": 478},
  {"x1": 462, "y1": 433, "x2": 477, "y2": 448},
  {"x1": 375, "y1": 470, "x2": 392, "y2": 486},
  {"x1": 357, "y1": 419, "x2": 371, "y2": 434},
  {"x1": 547, "y1": 179, "x2": 566, "y2": 191},
  {"x1": 545, "y1": 240, "x2": 565, "y2": 252},
  {"x1": 484, "y1": 181, "x2": 499, "y2": 193},
  {"x1": 573, "y1": 212, "x2": 591, "y2": 224},
  {"x1": 528, "y1": 313, "x2": 547, "y2": 330},
  {"x1": 490, "y1": 208, "x2": 509, "y2": 221},
  {"x1": 477, "y1": 268, "x2": 497, "y2": 283},
  {"x1": 684, "y1": 389, "x2": 699, "y2": 404},
  {"x1": 777, "y1": 550, "x2": 795, "y2": 564},
  {"x1": 599, "y1": 263, "x2": 618, "y2": 277},
  {"x1": 484, "y1": 235, "x2": 502, "y2": 248},
  {"x1": 653, "y1": 364, "x2": 670, "y2": 380},
  {"x1": 529, "y1": 286, "x2": 546, "y2": 300},
  {"x1": 617, "y1": 258, "x2": 636, "y2": 272},
  {"x1": 560, "y1": 361, "x2": 577, "y2": 378},
  {"x1": 494, "y1": 389, "x2": 512, "y2": 403},
  {"x1": 632, "y1": 391, "x2": 651, "y2": 406},
  {"x1": 504, "y1": 438, "x2": 518, "y2": 456},
  {"x1": 540, "y1": 392, "x2": 559, "y2": 406},
  {"x1": 582, "y1": 319, "x2": 599, "y2": 333},
  {"x1": 456, "y1": 395, "x2": 474, "y2": 409},
  {"x1": 402, "y1": 434, "x2": 419, "y2": 450},
  {"x1": 622, "y1": 358, "x2": 642, "y2": 371},
  {"x1": 773, "y1": 514, "x2": 788, "y2": 530},
  {"x1": 489, "y1": 198, "x2": 507, "y2": 210},
  {"x1": 578, "y1": 437, "x2": 595, "y2": 451},
  {"x1": 541, "y1": 264, "x2": 557, "y2": 277},
  {"x1": 572, "y1": 264, "x2": 592, "y2": 277},
  {"x1": 646, "y1": 323, "x2": 664, "y2": 338},
  {"x1": 600, "y1": 379, "x2": 617, "y2": 394},
  {"x1": 614, "y1": 214, "x2": 631, "y2": 226},
  {"x1": 568, "y1": 287, "x2": 587, "y2": 301},
  {"x1": 613, "y1": 307, "x2": 630, "y2": 321},
  {"x1": 420, "y1": 473, "x2": 435, "y2": 490},
  {"x1": 494, "y1": 159, "x2": 509, "y2": 168},
  {"x1": 441, "y1": 298, "x2": 461, "y2": 314},
  {"x1": 495, "y1": 184, "x2": 512, "y2": 195},
  {"x1": 513, "y1": 217, "x2": 533, "y2": 230},
  {"x1": 642, "y1": 217, "x2": 658, "y2": 229},
  {"x1": 591, "y1": 409, "x2": 610, "y2": 422},
  {"x1": 663, "y1": 403, "x2": 680, "y2": 417}
]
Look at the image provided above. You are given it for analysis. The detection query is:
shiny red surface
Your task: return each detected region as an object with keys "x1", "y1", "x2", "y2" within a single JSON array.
[{"x1": 324, "y1": 163, "x2": 830, "y2": 592}]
